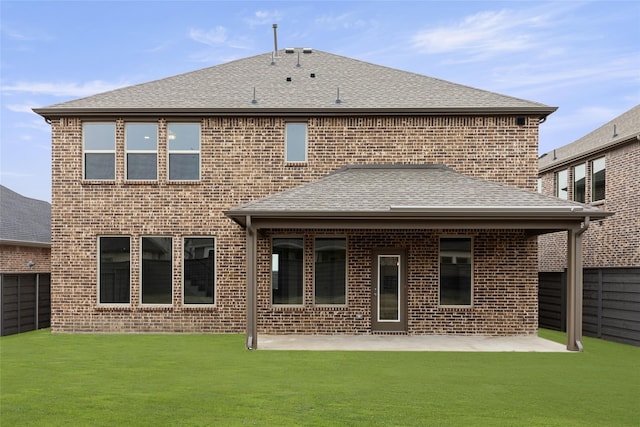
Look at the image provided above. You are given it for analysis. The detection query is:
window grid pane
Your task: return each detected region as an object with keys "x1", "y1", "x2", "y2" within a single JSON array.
[
  {"x1": 183, "y1": 238, "x2": 215, "y2": 305},
  {"x1": 286, "y1": 123, "x2": 307, "y2": 162},
  {"x1": 556, "y1": 170, "x2": 568, "y2": 200},
  {"x1": 99, "y1": 237, "x2": 130, "y2": 304},
  {"x1": 168, "y1": 123, "x2": 200, "y2": 181},
  {"x1": 84, "y1": 123, "x2": 115, "y2": 180},
  {"x1": 272, "y1": 238, "x2": 304, "y2": 305},
  {"x1": 439, "y1": 238, "x2": 472, "y2": 306},
  {"x1": 141, "y1": 237, "x2": 173, "y2": 305},
  {"x1": 592, "y1": 157, "x2": 605, "y2": 201},
  {"x1": 314, "y1": 238, "x2": 346, "y2": 305},
  {"x1": 573, "y1": 163, "x2": 586, "y2": 203},
  {"x1": 126, "y1": 123, "x2": 158, "y2": 180}
]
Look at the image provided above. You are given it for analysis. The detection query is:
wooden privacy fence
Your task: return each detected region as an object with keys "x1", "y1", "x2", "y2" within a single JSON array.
[
  {"x1": 538, "y1": 267, "x2": 640, "y2": 346},
  {"x1": 0, "y1": 273, "x2": 51, "y2": 336}
]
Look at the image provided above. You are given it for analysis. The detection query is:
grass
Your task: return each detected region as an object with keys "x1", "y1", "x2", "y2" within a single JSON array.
[{"x1": 1, "y1": 329, "x2": 638, "y2": 426}]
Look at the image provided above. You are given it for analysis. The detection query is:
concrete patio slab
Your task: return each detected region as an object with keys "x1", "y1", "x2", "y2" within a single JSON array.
[{"x1": 258, "y1": 334, "x2": 569, "y2": 352}]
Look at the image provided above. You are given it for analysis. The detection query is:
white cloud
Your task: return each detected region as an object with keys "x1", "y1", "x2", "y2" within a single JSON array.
[
  {"x1": 5, "y1": 103, "x2": 36, "y2": 113},
  {"x1": 189, "y1": 26, "x2": 228, "y2": 46},
  {"x1": 1, "y1": 80, "x2": 129, "y2": 98},
  {"x1": 245, "y1": 10, "x2": 283, "y2": 28},
  {"x1": 410, "y1": 9, "x2": 549, "y2": 58}
]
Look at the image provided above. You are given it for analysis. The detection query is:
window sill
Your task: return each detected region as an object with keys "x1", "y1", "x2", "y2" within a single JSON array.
[
  {"x1": 438, "y1": 305, "x2": 474, "y2": 310},
  {"x1": 125, "y1": 180, "x2": 158, "y2": 184},
  {"x1": 285, "y1": 162, "x2": 308, "y2": 167},
  {"x1": 168, "y1": 180, "x2": 201, "y2": 184},
  {"x1": 591, "y1": 200, "x2": 605, "y2": 206},
  {"x1": 82, "y1": 180, "x2": 116, "y2": 185}
]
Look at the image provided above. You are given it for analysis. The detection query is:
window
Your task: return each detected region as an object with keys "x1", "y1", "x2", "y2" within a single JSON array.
[
  {"x1": 272, "y1": 238, "x2": 303, "y2": 305},
  {"x1": 314, "y1": 238, "x2": 346, "y2": 305},
  {"x1": 168, "y1": 123, "x2": 200, "y2": 181},
  {"x1": 126, "y1": 123, "x2": 158, "y2": 180},
  {"x1": 591, "y1": 157, "x2": 605, "y2": 202},
  {"x1": 183, "y1": 237, "x2": 215, "y2": 305},
  {"x1": 556, "y1": 169, "x2": 568, "y2": 200},
  {"x1": 98, "y1": 237, "x2": 130, "y2": 304},
  {"x1": 83, "y1": 123, "x2": 116, "y2": 180},
  {"x1": 439, "y1": 238, "x2": 472, "y2": 306},
  {"x1": 573, "y1": 163, "x2": 586, "y2": 203},
  {"x1": 141, "y1": 236, "x2": 173, "y2": 305},
  {"x1": 285, "y1": 122, "x2": 307, "y2": 162},
  {"x1": 537, "y1": 178, "x2": 542, "y2": 194}
]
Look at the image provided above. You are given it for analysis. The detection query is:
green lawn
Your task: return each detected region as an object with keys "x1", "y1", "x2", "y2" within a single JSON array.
[{"x1": 1, "y1": 329, "x2": 638, "y2": 426}]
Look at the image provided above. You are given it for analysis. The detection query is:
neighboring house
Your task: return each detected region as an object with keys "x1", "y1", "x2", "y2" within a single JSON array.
[
  {"x1": 34, "y1": 48, "x2": 609, "y2": 350},
  {"x1": 538, "y1": 105, "x2": 639, "y2": 346},
  {"x1": 0, "y1": 185, "x2": 51, "y2": 336}
]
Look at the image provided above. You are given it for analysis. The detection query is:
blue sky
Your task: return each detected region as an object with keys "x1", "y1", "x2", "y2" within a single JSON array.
[{"x1": 1, "y1": 1, "x2": 639, "y2": 202}]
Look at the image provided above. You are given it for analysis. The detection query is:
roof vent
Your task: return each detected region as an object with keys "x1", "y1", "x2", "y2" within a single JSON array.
[
  {"x1": 302, "y1": 48, "x2": 313, "y2": 54},
  {"x1": 286, "y1": 77, "x2": 292, "y2": 82},
  {"x1": 285, "y1": 48, "x2": 295, "y2": 54},
  {"x1": 310, "y1": 73, "x2": 316, "y2": 78}
]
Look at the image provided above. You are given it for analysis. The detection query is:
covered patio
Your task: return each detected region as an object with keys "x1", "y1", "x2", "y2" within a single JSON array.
[{"x1": 225, "y1": 165, "x2": 611, "y2": 351}]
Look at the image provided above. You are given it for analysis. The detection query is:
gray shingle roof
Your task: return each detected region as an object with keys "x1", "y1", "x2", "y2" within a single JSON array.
[
  {"x1": 225, "y1": 165, "x2": 609, "y2": 222},
  {"x1": 539, "y1": 104, "x2": 640, "y2": 171},
  {"x1": 0, "y1": 185, "x2": 51, "y2": 245},
  {"x1": 34, "y1": 49, "x2": 555, "y2": 116}
]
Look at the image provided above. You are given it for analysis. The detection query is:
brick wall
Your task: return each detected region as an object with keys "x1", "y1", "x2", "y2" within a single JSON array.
[
  {"x1": 538, "y1": 140, "x2": 640, "y2": 271},
  {"x1": 257, "y1": 229, "x2": 538, "y2": 335},
  {"x1": 50, "y1": 115, "x2": 540, "y2": 333},
  {"x1": 0, "y1": 245, "x2": 50, "y2": 273}
]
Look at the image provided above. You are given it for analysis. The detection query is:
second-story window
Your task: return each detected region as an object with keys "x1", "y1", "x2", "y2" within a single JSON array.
[
  {"x1": 285, "y1": 122, "x2": 307, "y2": 163},
  {"x1": 83, "y1": 122, "x2": 116, "y2": 180},
  {"x1": 591, "y1": 157, "x2": 606, "y2": 202},
  {"x1": 126, "y1": 123, "x2": 158, "y2": 181},
  {"x1": 556, "y1": 169, "x2": 568, "y2": 200},
  {"x1": 573, "y1": 163, "x2": 586, "y2": 203},
  {"x1": 168, "y1": 123, "x2": 200, "y2": 181}
]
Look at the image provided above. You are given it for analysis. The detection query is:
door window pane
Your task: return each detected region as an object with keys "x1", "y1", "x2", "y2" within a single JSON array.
[
  {"x1": 183, "y1": 238, "x2": 215, "y2": 305},
  {"x1": 591, "y1": 157, "x2": 605, "y2": 201},
  {"x1": 272, "y1": 238, "x2": 303, "y2": 305},
  {"x1": 440, "y1": 238, "x2": 472, "y2": 306},
  {"x1": 573, "y1": 163, "x2": 586, "y2": 203},
  {"x1": 84, "y1": 123, "x2": 115, "y2": 180},
  {"x1": 126, "y1": 123, "x2": 158, "y2": 180},
  {"x1": 99, "y1": 237, "x2": 130, "y2": 304},
  {"x1": 141, "y1": 237, "x2": 172, "y2": 304},
  {"x1": 314, "y1": 238, "x2": 346, "y2": 305},
  {"x1": 378, "y1": 255, "x2": 400, "y2": 321},
  {"x1": 285, "y1": 123, "x2": 307, "y2": 162}
]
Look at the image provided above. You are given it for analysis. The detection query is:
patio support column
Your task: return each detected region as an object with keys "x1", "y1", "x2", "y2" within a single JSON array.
[
  {"x1": 566, "y1": 221, "x2": 587, "y2": 352},
  {"x1": 246, "y1": 216, "x2": 258, "y2": 350}
]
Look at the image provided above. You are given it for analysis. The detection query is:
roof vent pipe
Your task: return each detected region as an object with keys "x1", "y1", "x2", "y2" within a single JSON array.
[{"x1": 272, "y1": 24, "x2": 278, "y2": 57}]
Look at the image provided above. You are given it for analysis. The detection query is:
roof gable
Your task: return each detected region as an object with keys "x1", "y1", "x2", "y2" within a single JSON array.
[
  {"x1": 540, "y1": 104, "x2": 640, "y2": 171},
  {"x1": 35, "y1": 49, "x2": 555, "y2": 117},
  {"x1": 0, "y1": 185, "x2": 51, "y2": 245}
]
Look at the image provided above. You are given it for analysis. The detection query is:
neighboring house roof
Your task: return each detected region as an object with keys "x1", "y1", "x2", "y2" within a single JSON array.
[
  {"x1": 34, "y1": 49, "x2": 556, "y2": 118},
  {"x1": 225, "y1": 165, "x2": 609, "y2": 227},
  {"x1": 0, "y1": 185, "x2": 51, "y2": 246},
  {"x1": 539, "y1": 104, "x2": 640, "y2": 172}
]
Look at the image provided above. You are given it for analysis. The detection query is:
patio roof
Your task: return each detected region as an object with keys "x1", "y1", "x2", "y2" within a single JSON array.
[{"x1": 225, "y1": 165, "x2": 610, "y2": 230}]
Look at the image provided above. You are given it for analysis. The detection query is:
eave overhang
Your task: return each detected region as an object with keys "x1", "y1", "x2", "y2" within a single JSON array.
[{"x1": 32, "y1": 106, "x2": 557, "y2": 120}]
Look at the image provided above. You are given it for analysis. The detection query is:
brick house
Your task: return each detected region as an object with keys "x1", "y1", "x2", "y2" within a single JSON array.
[
  {"x1": 34, "y1": 48, "x2": 609, "y2": 350},
  {"x1": 538, "y1": 105, "x2": 639, "y2": 345},
  {"x1": 0, "y1": 185, "x2": 51, "y2": 335}
]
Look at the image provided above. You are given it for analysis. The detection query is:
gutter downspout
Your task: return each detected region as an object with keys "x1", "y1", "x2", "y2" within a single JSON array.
[
  {"x1": 567, "y1": 216, "x2": 590, "y2": 351},
  {"x1": 246, "y1": 216, "x2": 258, "y2": 350}
]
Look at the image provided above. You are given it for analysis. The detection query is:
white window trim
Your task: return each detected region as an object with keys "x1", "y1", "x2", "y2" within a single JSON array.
[
  {"x1": 271, "y1": 235, "x2": 305, "y2": 307},
  {"x1": 125, "y1": 123, "x2": 158, "y2": 182},
  {"x1": 313, "y1": 236, "x2": 348, "y2": 307},
  {"x1": 97, "y1": 235, "x2": 131, "y2": 307},
  {"x1": 438, "y1": 235, "x2": 474, "y2": 308},
  {"x1": 285, "y1": 122, "x2": 308, "y2": 163},
  {"x1": 140, "y1": 236, "x2": 173, "y2": 307},
  {"x1": 182, "y1": 236, "x2": 216, "y2": 307},
  {"x1": 168, "y1": 123, "x2": 201, "y2": 182},
  {"x1": 83, "y1": 122, "x2": 116, "y2": 181}
]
